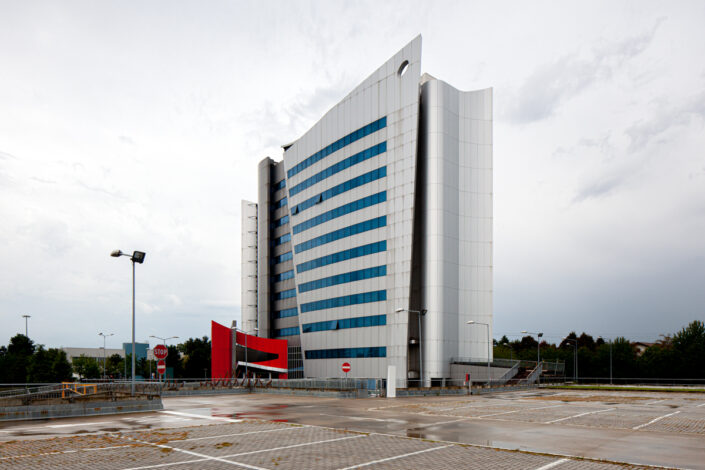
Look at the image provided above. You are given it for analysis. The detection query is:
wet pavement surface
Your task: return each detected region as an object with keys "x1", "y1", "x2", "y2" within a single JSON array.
[{"x1": 1, "y1": 388, "x2": 704, "y2": 469}]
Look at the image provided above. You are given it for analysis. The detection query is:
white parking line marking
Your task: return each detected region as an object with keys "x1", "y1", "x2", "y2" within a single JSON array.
[
  {"x1": 479, "y1": 404, "x2": 563, "y2": 418},
  {"x1": 47, "y1": 422, "x2": 112, "y2": 428},
  {"x1": 160, "y1": 410, "x2": 242, "y2": 423},
  {"x1": 169, "y1": 426, "x2": 305, "y2": 442},
  {"x1": 696, "y1": 403, "x2": 705, "y2": 408},
  {"x1": 633, "y1": 411, "x2": 681, "y2": 430},
  {"x1": 222, "y1": 434, "x2": 365, "y2": 458},
  {"x1": 321, "y1": 413, "x2": 405, "y2": 423},
  {"x1": 534, "y1": 458, "x2": 569, "y2": 470},
  {"x1": 645, "y1": 399, "x2": 666, "y2": 405},
  {"x1": 120, "y1": 435, "x2": 265, "y2": 470},
  {"x1": 546, "y1": 408, "x2": 615, "y2": 424},
  {"x1": 339, "y1": 444, "x2": 452, "y2": 469}
]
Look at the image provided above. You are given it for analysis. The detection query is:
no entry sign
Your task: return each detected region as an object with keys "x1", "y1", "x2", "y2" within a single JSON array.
[
  {"x1": 341, "y1": 362, "x2": 351, "y2": 373},
  {"x1": 153, "y1": 344, "x2": 168, "y2": 360},
  {"x1": 157, "y1": 360, "x2": 166, "y2": 375}
]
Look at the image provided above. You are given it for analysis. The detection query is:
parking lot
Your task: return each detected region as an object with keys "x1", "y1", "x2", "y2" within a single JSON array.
[{"x1": 1, "y1": 388, "x2": 703, "y2": 469}]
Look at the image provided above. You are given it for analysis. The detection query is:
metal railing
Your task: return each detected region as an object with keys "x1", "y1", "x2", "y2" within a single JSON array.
[{"x1": 497, "y1": 361, "x2": 521, "y2": 385}]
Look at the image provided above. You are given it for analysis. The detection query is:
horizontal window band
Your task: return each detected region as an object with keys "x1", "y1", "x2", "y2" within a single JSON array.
[
  {"x1": 291, "y1": 166, "x2": 386, "y2": 216},
  {"x1": 289, "y1": 142, "x2": 387, "y2": 198},
  {"x1": 272, "y1": 270, "x2": 294, "y2": 283},
  {"x1": 272, "y1": 179, "x2": 286, "y2": 191},
  {"x1": 274, "y1": 326, "x2": 299, "y2": 337},
  {"x1": 272, "y1": 251, "x2": 293, "y2": 264},
  {"x1": 272, "y1": 214, "x2": 289, "y2": 228},
  {"x1": 298, "y1": 265, "x2": 386, "y2": 293},
  {"x1": 302, "y1": 314, "x2": 386, "y2": 333},
  {"x1": 304, "y1": 346, "x2": 386, "y2": 360},
  {"x1": 293, "y1": 191, "x2": 386, "y2": 235},
  {"x1": 273, "y1": 307, "x2": 298, "y2": 319},
  {"x1": 274, "y1": 232, "x2": 291, "y2": 246},
  {"x1": 300, "y1": 290, "x2": 386, "y2": 313},
  {"x1": 273, "y1": 289, "x2": 296, "y2": 300},
  {"x1": 294, "y1": 216, "x2": 386, "y2": 254},
  {"x1": 287, "y1": 117, "x2": 386, "y2": 179},
  {"x1": 297, "y1": 241, "x2": 386, "y2": 274}
]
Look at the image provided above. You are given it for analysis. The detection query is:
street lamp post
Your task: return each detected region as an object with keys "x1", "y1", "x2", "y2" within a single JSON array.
[
  {"x1": 22, "y1": 315, "x2": 31, "y2": 337},
  {"x1": 149, "y1": 335, "x2": 178, "y2": 383},
  {"x1": 234, "y1": 327, "x2": 258, "y2": 381},
  {"x1": 99, "y1": 332, "x2": 114, "y2": 380},
  {"x1": 395, "y1": 308, "x2": 427, "y2": 387},
  {"x1": 521, "y1": 330, "x2": 543, "y2": 364},
  {"x1": 467, "y1": 321, "x2": 491, "y2": 384},
  {"x1": 562, "y1": 338, "x2": 578, "y2": 383},
  {"x1": 111, "y1": 249, "x2": 146, "y2": 396}
]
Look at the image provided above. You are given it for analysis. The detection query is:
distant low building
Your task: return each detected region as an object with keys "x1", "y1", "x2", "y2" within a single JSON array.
[{"x1": 632, "y1": 342, "x2": 655, "y2": 356}]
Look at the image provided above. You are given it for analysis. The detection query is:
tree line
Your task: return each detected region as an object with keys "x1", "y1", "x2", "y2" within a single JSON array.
[
  {"x1": 493, "y1": 320, "x2": 705, "y2": 381},
  {"x1": 0, "y1": 335, "x2": 212, "y2": 383}
]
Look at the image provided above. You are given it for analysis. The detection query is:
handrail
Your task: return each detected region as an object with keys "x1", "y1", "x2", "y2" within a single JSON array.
[{"x1": 497, "y1": 361, "x2": 521, "y2": 385}]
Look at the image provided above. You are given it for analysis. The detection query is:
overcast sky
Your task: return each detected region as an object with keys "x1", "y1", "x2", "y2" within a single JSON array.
[{"x1": 1, "y1": 1, "x2": 703, "y2": 350}]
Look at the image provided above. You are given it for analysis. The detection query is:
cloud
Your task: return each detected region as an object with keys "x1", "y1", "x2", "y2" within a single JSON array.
[
  {"x1": 506, "y1": 20, "x2": 664, "y2": 124},
  {"x1": 118, "y1": 135, "x2": 135, "y2": 145},
  {"x1": 625, "y1": 91, "x2": 705, "y2": 151}
]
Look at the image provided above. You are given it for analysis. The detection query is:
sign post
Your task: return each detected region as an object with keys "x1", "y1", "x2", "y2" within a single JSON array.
[
  {"x1": 341, "y1": 362, "x2": 351, "y2": 378},
  {"x1": 153, "y1": 345, "x2": 168, "y2": 383}
]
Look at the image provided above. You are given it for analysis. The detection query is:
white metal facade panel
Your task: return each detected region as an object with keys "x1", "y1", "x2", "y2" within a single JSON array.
[{"x1": 241, "y1": 200, "x2": 258, "y2": 335}]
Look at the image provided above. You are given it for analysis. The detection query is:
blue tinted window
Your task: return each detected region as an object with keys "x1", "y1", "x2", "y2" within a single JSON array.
[
  {"x1": 298, "y1": 266, "x2": 386, "y2": 293},
  {"x1": 273, "y1": 215, "x2": 289, "y2": 228},
  {"x1": 290, "y1": 167, "x2": 386, "y2": 216},
  {"x1": 272, "y1": 197, "x2": 288, "y2": 209},
  {"x1": 274, "y1": 289, "x2": 296, "y2": 300},
  {"x1": 274, "y1": 326, "x2": 299, "y2": 337},
  {"x1": 295, "y1": 217, "x2": 386, "y2": 253},
  {"x1": 273, "y1": 307, "x2": 298, "y2": 319},
  {"x1": 304, "y1": 346, "x2": 386, "y2": 360},
  {"x1": 272, "y1": 251, "x2": 293, "y2": 264},
  {"x1": 273, "y1": 179, "x2": 286, "y2": 191},
  {"x1": 272, "y1": 270, "x2": 294, "y2": 283},
  {"x1": 289, "y1": 142, "x2": 387, "y2": 197},
  {"x1": 297, "y1": 241, "x2": 386, "y2": 274},
  {"x1": 300, "y1": 290, "x2": 386, "y2": 313},
  {"x1": 302, "y1": 315, "x2": 386, "y2": 333},
  {"x1": 287, "y1": 117, "x2": 387, "y2": 179},
  {"x1": 293, "y1": 192, "x2": 386, "y2": 235},
  {"x1": 274, "y1": 233, "x2": 291, "y2": 246}
]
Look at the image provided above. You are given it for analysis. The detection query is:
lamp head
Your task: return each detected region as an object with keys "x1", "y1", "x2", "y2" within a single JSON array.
[
  {"x1": 521, "y1": 330, "x2": 528, "y2": 334},
  {"x1": 111, "y1": 249, "x2": 123, "y2": 257},
  {"x1": 131, "y1": 251, "x2": 146, "y2": 264},
  {"x1": 395, "y1": 308, "x2": 405, "y2": 313},
  {"x1": 467, "y1": 321, "x2": 475, "y2": 324}
]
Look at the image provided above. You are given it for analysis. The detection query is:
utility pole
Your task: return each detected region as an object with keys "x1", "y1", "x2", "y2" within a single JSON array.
[{"x1": 22, "y1": 315, "x2": 31, "y2": 337}]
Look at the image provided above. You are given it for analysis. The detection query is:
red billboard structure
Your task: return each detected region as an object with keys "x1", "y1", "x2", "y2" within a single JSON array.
[{"x1": 210, "y1": 321, "x2": 288, "y2": 380}]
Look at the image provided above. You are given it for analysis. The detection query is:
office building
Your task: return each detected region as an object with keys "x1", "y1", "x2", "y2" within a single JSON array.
[{"x1": 237, "y1": 35, "x2": 492, "y2": 385}]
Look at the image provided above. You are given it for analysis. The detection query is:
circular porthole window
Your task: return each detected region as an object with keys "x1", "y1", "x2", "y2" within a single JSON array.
[{"x1": 398, "y1": 60, "x2": 409, "y2": 77}]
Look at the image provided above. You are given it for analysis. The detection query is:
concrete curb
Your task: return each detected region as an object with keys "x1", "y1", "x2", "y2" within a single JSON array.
[{"x1": 0, "y1": 398, "x2": 163, "y2": 422}]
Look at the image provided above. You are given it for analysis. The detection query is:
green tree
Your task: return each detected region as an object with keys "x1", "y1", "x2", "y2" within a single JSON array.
[
  {"x1": 671, "y1": 320, "x2": 705, "y2": 378},
  {"x1": 27, "y1": 347, "x2": 73, "y2": 382},
  {"x1": 166, "y1": 345, "x2": 184, "y2": 378},
  {"x1": 180, "y1": 337, "x2": 211, "y2": 378},
  {"x1": 2, "y1": 335, "x2": 36, "y2": 382},
  {"x1": 105, "y1": 353, "x2": 124, "y2": 378},
  {"x1": 73, "y1": 355, "x2": 101, "y2": 380}
]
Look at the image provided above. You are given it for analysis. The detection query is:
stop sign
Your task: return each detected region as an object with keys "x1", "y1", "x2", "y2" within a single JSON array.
[
  {"x1": 157, "y1": 360, "x2": 166, "y2": 375},
  {"x1": 342, "y1": 362, "x2": 351, "y2": 373},
  {"x1": 153, "y1": 344, "x2": 168, "y2": 360}
]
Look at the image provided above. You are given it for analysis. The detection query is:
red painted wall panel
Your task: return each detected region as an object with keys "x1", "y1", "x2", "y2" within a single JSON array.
[
  {"x1": 235, "y1": 331, "x2": 288, "y2": 379},
  {"x1": 211, "y1": 320, "x2": 232, "y2": 379}
]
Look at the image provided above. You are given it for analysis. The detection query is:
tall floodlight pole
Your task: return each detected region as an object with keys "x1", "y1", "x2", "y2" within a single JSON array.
[
  {"x1": 111, "y1": 249, "x2": 146, "y2": 396},
  {"x1": 149, "y1": 335, "x2": 178, "y2": 383},
  {"x1": 522, "y1": 330, "x2": 544, "y2": 383},
  {"x1": 467, "y1": 321, "x2": 491, "y2": 384},
  {"x1": 22, "y1": 315, "x2": 31, "y2": 337},
  {"x1": 99, "y1": 332, "x2": 114, "y2": 380},
  {"x1": 396, "y1": 308, "x2": 427, "y2": 387}
]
